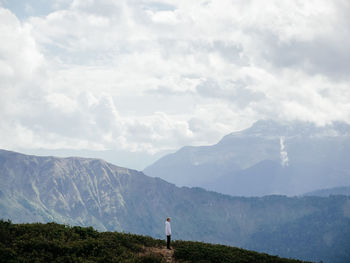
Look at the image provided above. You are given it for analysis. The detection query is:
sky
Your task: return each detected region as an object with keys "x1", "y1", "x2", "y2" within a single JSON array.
[{"x1": 1, "y1": 0, "x2": 350, "y2": 170}]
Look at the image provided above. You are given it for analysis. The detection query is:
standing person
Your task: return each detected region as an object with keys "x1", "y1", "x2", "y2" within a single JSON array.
[{"x1": 165, "y1": 217, "x2": 172, "y2": 249}]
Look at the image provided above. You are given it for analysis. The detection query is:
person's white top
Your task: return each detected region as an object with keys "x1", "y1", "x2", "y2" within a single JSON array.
[{"x1": 165, "y1": 221, "x2": 171, "y2": 236}]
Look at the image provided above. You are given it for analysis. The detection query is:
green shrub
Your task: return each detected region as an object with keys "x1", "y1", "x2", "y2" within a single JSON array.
[
  {"x1": 173, "y1": 240, "x2": 310, "y2": 263},
  {"x1": 137, "y1": 254, "x2": 165, "y2": 263},
  {"x1": 0, "y1": 220, "x2": 311, "y2": 263}
]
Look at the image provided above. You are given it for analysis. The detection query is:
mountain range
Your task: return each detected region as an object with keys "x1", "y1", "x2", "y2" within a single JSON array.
[
  {"x1": 144, "y1": 120, "x2": 350, "y2": 196},
  {"x1": 304, "y1": 186, "x2": 350, "y2": 197},
  {"x1": 1, "y1": 149, "x2": 350, "y2": 263}
]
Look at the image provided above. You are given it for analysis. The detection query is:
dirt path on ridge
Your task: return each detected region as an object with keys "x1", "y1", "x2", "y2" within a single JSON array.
[{"x1": 141, "y1": 246, "x2": 175, "y2": 263}]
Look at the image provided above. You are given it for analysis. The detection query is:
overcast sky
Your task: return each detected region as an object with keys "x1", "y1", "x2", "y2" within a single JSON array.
[{"x1": 1, "y1": 0, "x2": 350, "y2": 170}]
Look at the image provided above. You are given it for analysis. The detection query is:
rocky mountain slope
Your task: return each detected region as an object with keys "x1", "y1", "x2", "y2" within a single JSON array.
[
  {"x1": 1, "y1": 149, "x2": 350, "y2": 263},
  {"x1": 143, "y1": 120, "x2": 350, "y2": 196}
]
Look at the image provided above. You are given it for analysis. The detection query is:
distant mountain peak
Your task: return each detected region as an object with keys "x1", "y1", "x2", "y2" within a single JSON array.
[{"x1": 145, "y1": 119, "x2": 350, "y2": 196}]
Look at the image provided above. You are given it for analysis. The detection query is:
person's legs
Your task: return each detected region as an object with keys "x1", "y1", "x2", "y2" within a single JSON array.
[{"x1": 167, "y1": 235, "x2": 171, "y2": 249}]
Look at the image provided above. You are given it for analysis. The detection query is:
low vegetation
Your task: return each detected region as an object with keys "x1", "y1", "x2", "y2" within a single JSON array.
[
  {"x1": 0, "y1": 220, "x2": 311, "y2": 263},
  {"x1": 172, "y1": 241, "x2": 310, "y2": 263}
]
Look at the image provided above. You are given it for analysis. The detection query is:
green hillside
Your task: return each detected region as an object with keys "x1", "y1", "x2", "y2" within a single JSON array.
[{"x1": 0, "y1": 220, "x2": 311, "y2": 263}]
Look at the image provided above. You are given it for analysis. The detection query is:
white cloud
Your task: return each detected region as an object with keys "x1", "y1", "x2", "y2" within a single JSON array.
[
  {"x1": 149, "y1": 10, "x2": 180, "y2": 25},
  {"x1": 1, "y1": 0, "x2": 350, "y2": 168},
  {"x1": 280, "y1": 136, "x2": 289, "y2": 167},
  {"x1": 0, "y1": 7, "x2": 46, "y2": 139},
  {"x1": 0, "y1": 8, "x2": 43, "y2": 79}
]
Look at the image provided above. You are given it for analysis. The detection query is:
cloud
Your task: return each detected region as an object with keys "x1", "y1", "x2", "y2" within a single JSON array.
[
  {"x1": 195, "y1": 78, "x2": 265, "y2": 108},
  {"x1": 1, "y1": 0, "x2": 350, "y2": 168},
  {"x1": 0, "y1": 7, "x2": 45, "y2": 132},
  {"x1": 240, "y1": 0, "x2": 350, "y2": 79},
  {"x1": 0, "y1": 7, "x2": 193, "y2": 155},
  {"x1": 0, "y1": 8, "x2": 43, "y2": 79},
  {"x1": 280, "y1": 136, "x2": 289, "y2": 167}
]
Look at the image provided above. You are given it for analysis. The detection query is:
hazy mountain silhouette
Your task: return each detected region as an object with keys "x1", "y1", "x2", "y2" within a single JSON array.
[
  {"x1": 144, "y1": 120, "x2": 350, "y2": 196},
  {"x1": 304, "y1": 185, "x2": 350, "y2": 197}
]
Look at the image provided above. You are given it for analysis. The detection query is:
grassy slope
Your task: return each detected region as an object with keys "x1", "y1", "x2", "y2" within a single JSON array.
[{"x1": 0, "y1": 220, "x2": 311, "y2": 263}]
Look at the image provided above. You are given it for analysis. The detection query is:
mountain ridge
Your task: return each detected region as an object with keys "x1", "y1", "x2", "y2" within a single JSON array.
[
  {"x1": 304, "y1": 185, "x2": 350, "y2": 197},
  {"x1": 144, "y1": 120, "x2": 350, "y2": 196},
  {"x1": 1, "y1": 148, "x2": 350, "y2": 262}
]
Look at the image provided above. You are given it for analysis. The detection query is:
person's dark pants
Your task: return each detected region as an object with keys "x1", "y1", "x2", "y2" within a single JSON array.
[{"x1": 167, "y1": 235, "x2": 171, "y2": 249}]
